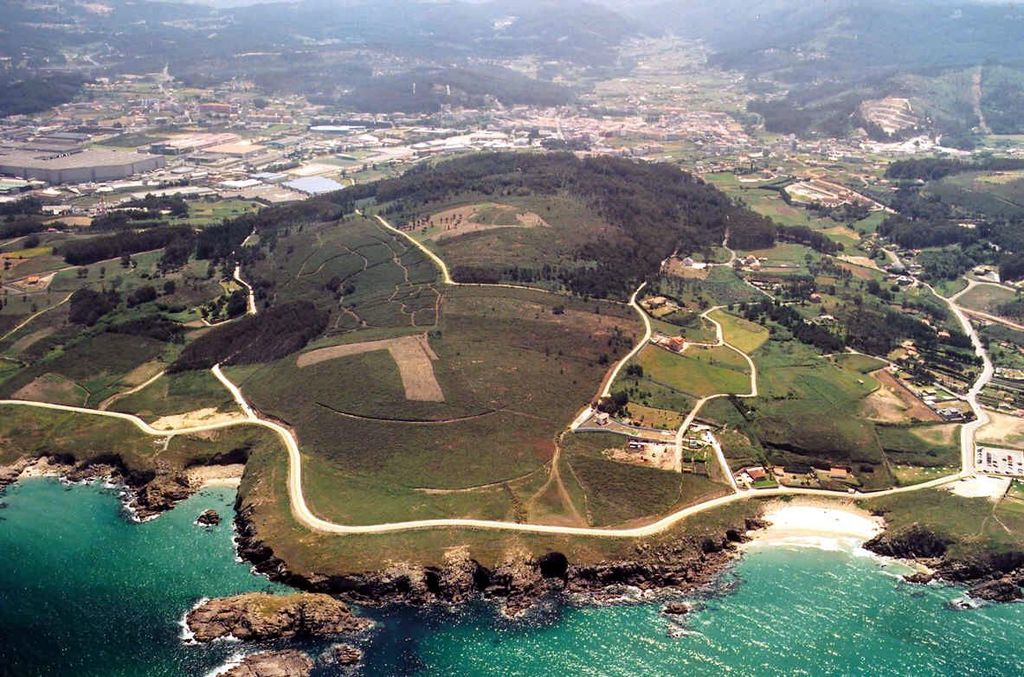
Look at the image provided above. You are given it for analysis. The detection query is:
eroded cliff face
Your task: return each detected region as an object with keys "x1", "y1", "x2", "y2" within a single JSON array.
[
  {"x1": 0, "y1": 455, "x2": 229, "y2": 520},
  {"x1": 866, "y1": 523, "x2": 1024, "y2": 602},
  {"x1": 232, "y1": 500, "x2": 764, "y2": 615},
  {"x1": 185, "y1": 592, "x2": 372, "y2": 643}
]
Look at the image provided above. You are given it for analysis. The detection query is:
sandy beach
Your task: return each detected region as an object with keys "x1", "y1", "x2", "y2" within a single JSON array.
[
  {"x1": 188, "y1": 464, "x2": 245, "y2": 489},
  {"x1": 745, "y1": 500, "x2": 884, "y2": 551}
]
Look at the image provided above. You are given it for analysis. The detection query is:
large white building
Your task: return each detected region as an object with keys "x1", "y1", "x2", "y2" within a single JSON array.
[{"x1": 0, "y1": 149, "x2": 165, "y2": 184}]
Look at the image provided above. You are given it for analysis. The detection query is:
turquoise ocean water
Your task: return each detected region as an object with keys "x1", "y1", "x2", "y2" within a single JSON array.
[{"x1": 2, "y1": 478, "x2": 1023, "y2": 676}]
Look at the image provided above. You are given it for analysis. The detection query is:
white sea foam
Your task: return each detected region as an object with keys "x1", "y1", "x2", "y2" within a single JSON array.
[
  {"x1": 203, "y1": 651, "x2": 246, "y2": 677},
  {"x1": 178, "y1": 597, "x2": 208, "y2": 644}
]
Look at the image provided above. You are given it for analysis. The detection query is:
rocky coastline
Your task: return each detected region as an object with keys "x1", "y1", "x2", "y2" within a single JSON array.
[
  {"x1": 0, "y1": 454, "x2": 237, "y2": 521},
  {"x1": 865, "y1": 523, "x2": 1024, "y2": 603},
  {"x1": 232, "y1": 501, "x2": 766, "y2": 616}
]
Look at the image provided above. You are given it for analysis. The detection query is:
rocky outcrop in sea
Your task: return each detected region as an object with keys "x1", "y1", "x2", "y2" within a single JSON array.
[
  {"x1": 185, "y1": 592, "x2": 372, "y2": 643},
  {"x1": 222, "y1": 650, "x2": 313, "y2": 677}
]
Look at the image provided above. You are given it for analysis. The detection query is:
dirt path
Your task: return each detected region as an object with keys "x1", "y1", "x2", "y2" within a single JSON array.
[
  {"x1": 98, "y1": 370, "x2": 166, "y2": 411},
  {"x1": 0, "y1": 292, "x2": 73, "y2": 344},
  {"x1": 0, "y1": 361, "x2": 977, "y2": 537},
  {"x1": 972, "y1": 66, "x2": 992, "y2": 135}
]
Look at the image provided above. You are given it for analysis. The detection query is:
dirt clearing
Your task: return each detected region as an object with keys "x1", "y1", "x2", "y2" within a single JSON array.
[
  {"x1": 297, "y1": 334, "x2": 445, "y2": 402},
  {"x1": 861, "y1": 369, "x2": 942, "y2": 422},
  {"x1": 423, "y1": 203, "x2": 548, "y2": 241},
  {"x1": 978, "y1": 409, "x2": 1024, "y2": 448}
]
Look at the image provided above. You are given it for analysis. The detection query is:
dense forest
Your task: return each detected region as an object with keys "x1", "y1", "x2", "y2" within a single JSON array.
[
  {"x1": 369, "y1": 152, "x2": 775, "y2": 298},
  {"x1": 885, "y1": 157, "x2": 1024, "y2": 182},
  {"x1": 59, "y1": 227, "x2": 195, "y2": 266},
  {"x1": 0, "y1": 73, "x2": 86, "y2": 117},
  {"x1": 170, "y1": 301, "x2": 328, "y2": 371}
]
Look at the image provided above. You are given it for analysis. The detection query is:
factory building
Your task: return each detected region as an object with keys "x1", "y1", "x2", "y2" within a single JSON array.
[{"x1": 0, "y1": 149, "x2": 165, "y2": 184}]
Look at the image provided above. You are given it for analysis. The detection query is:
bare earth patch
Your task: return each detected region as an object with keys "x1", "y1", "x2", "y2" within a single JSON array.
[
  {"x1": 150, "y1": 408, "x2": 245, "y2": 431},
  {"x1": 424, "y1": 203, "x2": 548, "y2": 241},
  {"x1": 861, "y1": 369, "x2": 941, "y2": 423},
  {"x1": 297, "y1": 334, "x2": 444, "y2": 402},
  {"x1": 978, "y1": 409, "x2": 1024, "y2": 448},
  {"x1": 12, "y1": 373, "x2": 87, "y2": 405}
]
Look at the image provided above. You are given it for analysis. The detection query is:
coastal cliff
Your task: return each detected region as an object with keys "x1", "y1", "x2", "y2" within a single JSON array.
[
  {"x1": 232, "y1": 501, "x2": 763, "y2": 614},
  {"x1": 0, "y1": 455, "x2": 237, "y2": 520},
  {"x1": 865, "y1": 523, "x2": 1024, "y2": 602}
]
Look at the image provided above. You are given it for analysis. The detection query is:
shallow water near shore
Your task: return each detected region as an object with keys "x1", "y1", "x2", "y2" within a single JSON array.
[{"x1": 3, "y1": 479, "x2": 1024, "y2": 676}]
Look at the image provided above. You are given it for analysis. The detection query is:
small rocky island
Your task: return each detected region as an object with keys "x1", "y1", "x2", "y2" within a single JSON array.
[
  {"x1": 222, "y1": 650, "x2": 313, "y2": 677},
  {"x1": 185, "y1": 592, "x2": 371, "y2": 643},
  {"x1": 196, "y1": 509, "x2": 221, "y2": 526}
]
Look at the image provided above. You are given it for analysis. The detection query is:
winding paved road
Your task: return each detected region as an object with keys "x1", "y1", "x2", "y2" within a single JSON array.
[{"x1": 0, "y1": 225, "x2": 999, "y2": 538}]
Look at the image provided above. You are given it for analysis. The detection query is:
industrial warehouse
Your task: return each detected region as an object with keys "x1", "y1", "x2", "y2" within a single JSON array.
[{"x1": 0, "y1": 148, "x2": 165, "y2": 184}]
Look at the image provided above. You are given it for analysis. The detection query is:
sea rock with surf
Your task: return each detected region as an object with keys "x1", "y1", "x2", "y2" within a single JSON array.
[
  {"x1": 196, "y1": 509, "x2": 222, "y2": 526},
  {"x1": 185, "y1": 592, "x2": 372, "y2": 643},
  {"x1": 221, "y1": 649, "x2": 314, "y2": 677}
]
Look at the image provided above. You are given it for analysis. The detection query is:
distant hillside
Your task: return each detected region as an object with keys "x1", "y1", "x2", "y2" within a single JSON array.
[
  {"x1": 624, "y1": 0, "x2": 1024, "y2": 142},
  {"x1": 0, "y1": 0, "x2": 622, "y2": 114}
]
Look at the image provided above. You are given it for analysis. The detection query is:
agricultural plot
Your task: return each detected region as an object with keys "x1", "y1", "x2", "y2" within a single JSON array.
[
  {"x1": 957, "y1": 283, "x2": 1018, "y2": 316},
  {"x1": 419, "y1": 202, "x2": 549, "y2": 241},
  {"x1": 561, "y1": 432, "x2": 727, "y2": 526},
  {"x1": 876, "y1": 423, "x2": 961, "y2": 467},
  {"x1": 233, "y1": 284, "x2": 643, "y2": 525},
  {"x1": 110, "y1": 369, "x2": 237, "y2": 421},
  {"x1": 709, "y1": 309, "x2": 769, "y2": 353},
  {"x1": 408, "y1": 194, "x2": 614, "y2": 289},
  {"x1": 735, "y1": 340, "x2": 894, "y2": 488},
  {"x1": 250, "y1": 215, "x2": 441, "y2": 335},
  {"x1": 635, "y1": 344, "x2": 751, "y2": 399},
  {"x1": 0, "y1": 332, "x2": 172, "y2": 408},
  {"x1": 737, "y1": 242, "x2": 819, "y2": 276}
]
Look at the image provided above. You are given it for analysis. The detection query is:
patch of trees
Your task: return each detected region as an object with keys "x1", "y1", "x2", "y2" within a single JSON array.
[
  {"x1": 842, "y1": 307, "x2": 938, "y2": 356},
  {"x1": 195, "y1": 197, "x2": 355, "y2": 262},
  {"x1": 59, "y1": 227, "x2": 194, "y2": 266},
  {"x1": 0, "y1": 73, "x2": 85, "y2": 117},
  {"x1": 1000, "y1": 256, "x2": 1024, "y2": 282},
  {"x1": 0, "y1": 197, "x2": 42, "y2": 217},
  {"x1": 373, "y1": 152, "x2": 767, "y2": 298},
  {"x1": 121, "y1": 194, "x2": 189, "y2": 217},
  {"x1": 170, "y1": 301, "x2": 327, "y2": 371},
  {"x1": 225, "y1": 290, "x2": 249, "y2": 318},
  {"x1": 126, "y1": 285, "x2": 158, "y2": 307},
  {"x1": 995, "y1": 299, "x2": 1024, "y2": 322},
  {"x1": 885, "y1": 157, "x2": 1024, "y2": 181},
  {"x1": 68, "y1": 289, "x2": 120, "y2": 326},
  {"x1": 776, "y1": 224, "x2": 842, "y2": 255},
  {"x1": 0, "y1": 217, "x2": 47, "y2": 239},
  {"x1": 107, "y1": 316, "x2": 184, "y2": 343},
  {"x1": 878, "y1": 216, "x2": 977, "y2": 249},
  {"x1": 740, "y1": 299, "x2": 845, "y2": 353},
  {"x1": 918, "y1": 247, "x2": 987, "y2": 281},
  {"x1": 159, "y1": 230, "x2": 196, "y2": 272},
  {"x1": 597, "y1": 391, "x2": 630, "y2": 417}
]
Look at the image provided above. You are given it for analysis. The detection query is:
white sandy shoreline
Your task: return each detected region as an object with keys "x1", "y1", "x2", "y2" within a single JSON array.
[{"x1": 745, "y1": 500, "x2": 884, "y2": 552}]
